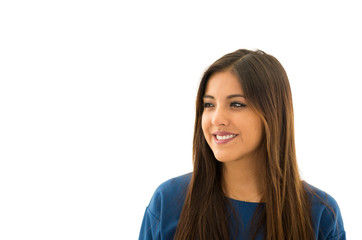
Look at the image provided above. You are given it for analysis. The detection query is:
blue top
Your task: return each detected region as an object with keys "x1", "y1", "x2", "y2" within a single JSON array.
[{"x1": 139, "y1": 173, "x2": 345, "y2": 239}]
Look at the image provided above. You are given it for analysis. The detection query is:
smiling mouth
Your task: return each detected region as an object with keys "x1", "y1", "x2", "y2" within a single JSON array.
[
  {"x1": 215, "y1": 134, "x2": 237, "y2": 140},
  {"x1": 212, "y1": 134, "x2": 238, "y2": 144}
]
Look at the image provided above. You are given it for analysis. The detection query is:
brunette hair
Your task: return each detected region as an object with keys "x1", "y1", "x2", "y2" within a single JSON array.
[{"x1": 174, "y1": 49, "x2": 316, "y2": 239}]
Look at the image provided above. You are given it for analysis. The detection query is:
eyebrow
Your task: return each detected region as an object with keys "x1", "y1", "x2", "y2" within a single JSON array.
[{"x1": 203, "y1": 94, "x2": 246, "y2": 99}]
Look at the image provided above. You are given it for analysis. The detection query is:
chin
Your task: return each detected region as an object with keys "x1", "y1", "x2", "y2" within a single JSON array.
[{"x1": 213, "y1": 152, "x2": 237, "y2": 163}]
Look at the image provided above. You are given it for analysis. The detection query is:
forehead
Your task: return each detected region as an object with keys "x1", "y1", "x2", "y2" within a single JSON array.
[{"x1": 204, "y1": 71, "x2": 243, "y2": 95}]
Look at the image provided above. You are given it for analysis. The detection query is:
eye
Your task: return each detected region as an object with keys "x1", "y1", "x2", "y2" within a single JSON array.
[
  {"x1": 203, "y1": 102, "x2": 214, "y2": 108},
  {"x1": 231, "y1": 102, "x2": 246, "y2": 108}
]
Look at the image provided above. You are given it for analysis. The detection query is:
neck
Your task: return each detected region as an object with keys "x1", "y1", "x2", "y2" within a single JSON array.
[{"x1": 222, "y1": 155, "x2": 264, "y2": 203}]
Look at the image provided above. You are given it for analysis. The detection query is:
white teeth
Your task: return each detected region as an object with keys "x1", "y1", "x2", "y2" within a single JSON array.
[{"x1": 216, "y1": 134, "x2": 236, "y2": 140}]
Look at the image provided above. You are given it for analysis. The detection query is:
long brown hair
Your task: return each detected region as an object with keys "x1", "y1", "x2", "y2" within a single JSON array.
[{"x1": 174, "y1": 49, "x2": 316, "y2": 239}]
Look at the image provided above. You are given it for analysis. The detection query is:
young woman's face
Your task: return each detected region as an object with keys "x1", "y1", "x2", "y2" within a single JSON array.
[{"x1": 202, "y1": 71, "x2": 264, "y2": 163}]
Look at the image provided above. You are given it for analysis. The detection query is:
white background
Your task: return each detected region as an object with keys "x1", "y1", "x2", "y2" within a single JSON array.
[{"x1": 1, "y1": 0, "x2": 361, "y2": 239}]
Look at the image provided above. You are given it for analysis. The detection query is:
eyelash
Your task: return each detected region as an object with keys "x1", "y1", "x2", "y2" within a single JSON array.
[
  {"x1": 231, "y1": 102, "x2": 247, "y2": 108},
  {"x1": 203, "y1": 102, "x2": 247, "y2": 108}
]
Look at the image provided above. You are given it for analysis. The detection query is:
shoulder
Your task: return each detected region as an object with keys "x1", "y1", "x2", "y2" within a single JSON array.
[
  {"x1": 155, "y1": 172, "x2": 192, "y2": 195},
  {"x1": 139, "y1": 173, "x2": 192, "y2": 239},
  {"x1": 303, "y1": 182, "x2": 346, "y2": 239},
  {"x1": 304, "y1": 182, "x2": 340, "y2": 211},
  {"x1": 147, "y1": 173, "x2": 192, "y2": 220}
]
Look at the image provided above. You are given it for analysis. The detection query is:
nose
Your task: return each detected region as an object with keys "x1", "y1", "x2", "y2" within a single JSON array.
[{"x1": 211, "y1": 106, "x2": 229, "y2": 126}]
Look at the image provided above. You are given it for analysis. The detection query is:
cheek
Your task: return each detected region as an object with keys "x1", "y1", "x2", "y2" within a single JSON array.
[
  {"x1": 238, "y1": 116, "x2": 263, "y2": 143},
  {"x1": 251, "y1": 119, "x2": 264, "y2": 144},
  {"x1": 201, "y1": 114, "x2": 211, "y2": 139}
]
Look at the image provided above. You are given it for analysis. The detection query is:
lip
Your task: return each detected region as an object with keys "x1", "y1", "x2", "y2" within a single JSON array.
[
  {"x1": 212, "y1": 131, "x2": 237, "y2": 136},
  {"x1": 212, "y1": 131, "x2": 238, "y2": 144}
]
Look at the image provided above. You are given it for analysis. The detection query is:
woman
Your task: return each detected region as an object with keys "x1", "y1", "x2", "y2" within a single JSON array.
[{"x1": 139, "y1": 49, "x2": 345, "y2": 239}]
